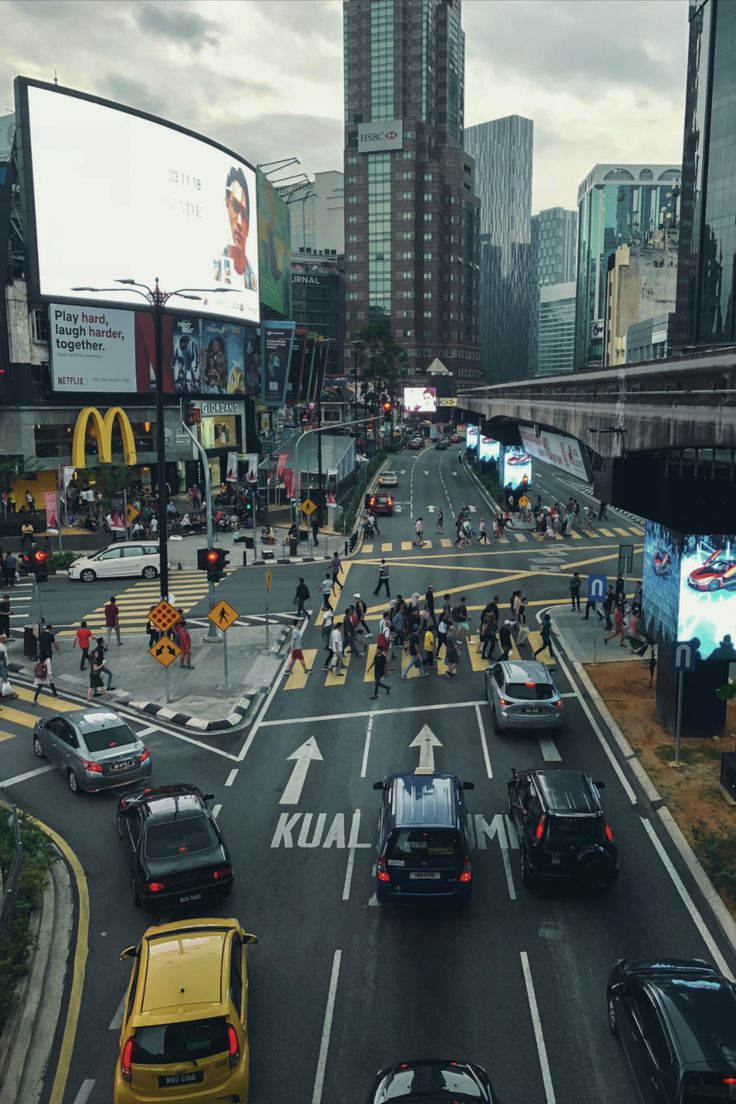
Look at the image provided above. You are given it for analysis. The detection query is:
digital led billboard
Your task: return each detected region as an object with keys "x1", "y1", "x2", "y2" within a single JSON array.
[
  {"x1": 642, "y1": 521, "x2": 681, "y2": 645},
  {"x1": 466, "y1": 425, "x2": 479, "y2": 450},
  {"x1": 16, "y1": 79, "x2": 259, "y2": 323},
  {"x1": 678, "y1": 535, "x2": 736, "y2": 660},
  {"x1": 501, "y1": 446, "x2": 532, "y2": 487},
  {"x1": 403, "y1": 386, "x2": 437, "y2": 414},
  {"x1": 257, "y1": 171, "x2": 291, "y2": 316},
  {"x1": 478, "y1": 435, "x2": 500, "y2": 462}
]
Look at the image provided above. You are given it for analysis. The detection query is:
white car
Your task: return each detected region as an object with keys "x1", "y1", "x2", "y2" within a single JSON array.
[
  {"x1": 68, "y1": 542, "x2": 160, "y2": 582},
  {"x1": 378, "y1": 472, "x2": 399, "y2": 488}
]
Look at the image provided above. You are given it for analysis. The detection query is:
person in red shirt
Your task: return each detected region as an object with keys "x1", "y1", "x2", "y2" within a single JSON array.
[
  {"x1": 104, "y1": 597, "x2": 122, "y2": 646},
  {"x1": 177, "y1": 619, "x2": 193, "y2": 669},
  {"x1": 73, "y1": 620, "x2": 93, "y2": 670}
]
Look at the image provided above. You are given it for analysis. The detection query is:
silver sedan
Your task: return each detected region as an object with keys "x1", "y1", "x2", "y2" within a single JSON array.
[
  {"x1": 32, "y1": 707, "x2": 152, "y2": 794},
  {"x1": 486, "y1": 660, "x2": 564, "y2": 733}
]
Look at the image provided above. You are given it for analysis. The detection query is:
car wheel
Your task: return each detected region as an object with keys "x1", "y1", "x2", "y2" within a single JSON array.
[
  {"x1": 520, "y1": 848, "x2": 536, "y2": 888},
  {"x1": 578, "y1": 851, "x2": 615, "y2": 893},
  {"x1": 142, "y1": 566, "x2": 158, "y2": 580},
  {"x1": 708, "y1": 579, "x2": 721, "y2": 592},
  {"x1": 607, "y1": 994, "x2": 619, "y2": 1035},
  {"x1": 79, "y1": 569, "x2": 96, "y2": 583},
  {"x1": 491, "y1": 707, "x2": 500, "y2": 734},
  {"x1": 67, "y1": 770, "x2": 82, "y2": 795},
  {"x1": 116, "y1": 814, "x2": 125, "y2": 840},
  {"x1": 131, "y1": 878, "x2": 141, "y2": 908},
  {"x1": 33, "y1": 735, "x2": 46, "y2": 759}
]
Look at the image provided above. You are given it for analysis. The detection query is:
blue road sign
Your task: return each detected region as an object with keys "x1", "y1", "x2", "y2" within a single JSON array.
[
  {"x1": 588, "y1": 574, "x2": 607, "y2": 602},
  {"x1": 671, "y1": 640, "x2": 698, "y2": 673}
]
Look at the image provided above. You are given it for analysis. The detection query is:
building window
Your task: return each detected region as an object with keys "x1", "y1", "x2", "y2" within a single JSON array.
[
  {"x1": 423, "y1": 233, "x2": 433, "y2": 241},
  {"x1": 31, "y1": 309, "x2": 49, "y2": 343},
  {"x1": 348, "y1": 215, "x2": 358, "y2": 224},
  {"x1": 402, "y1": 151, "x2": 413, "y2": 160},
  {"x1": 401, "y1": 191, "x2": 413, "y2": 200},
  {"x1": 423, "y1": 193, "x2": 433, "y2": 202},
  {"x1": 423, "y1": 213, "x2": 433, "y2": 221},
  {"x1": 424, "y1": 172, "x2": 433, "y2": 181},
  {"x1": 423, "y1": 310, "x2": 432, "y2": 318},
  {"x1": 348, "y1": 195, "x2": 358, "y2": 204}
]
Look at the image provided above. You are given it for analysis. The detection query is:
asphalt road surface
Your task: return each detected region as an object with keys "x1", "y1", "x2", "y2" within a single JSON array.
[{"x1": 3, "y1": 444, "x2": 733, "y2": 1104}]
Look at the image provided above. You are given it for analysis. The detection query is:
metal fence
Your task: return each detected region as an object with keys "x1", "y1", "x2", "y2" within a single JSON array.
[{"x1": 0, "y1": 790, "x2": 23, "y2": 941}]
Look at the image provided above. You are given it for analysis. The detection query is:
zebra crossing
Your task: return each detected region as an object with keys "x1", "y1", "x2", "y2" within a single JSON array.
[
  {"x1": 0, "y1": 684, "x2": 80, "y2": 745},
  {"x1": 357, "y1": 524, "x2": 643, "y2": 555}
]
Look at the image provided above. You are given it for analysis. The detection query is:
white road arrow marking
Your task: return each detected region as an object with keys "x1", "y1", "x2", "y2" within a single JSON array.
[
  {"x1": 423, "y1": 470, "x2": 429, "y2": 475},
  {"x1": 468, "y1": 504, "x2": 478, "y2": 512},
  {"x1": 410, "y1": 724, "x2": 443, "y2": 775},
  {"x1": 280, "y1": 737, "x2": 323, "y2": 805},
  {"x1": 425, "y1": 504, "x2": 438, "y2": 513}
]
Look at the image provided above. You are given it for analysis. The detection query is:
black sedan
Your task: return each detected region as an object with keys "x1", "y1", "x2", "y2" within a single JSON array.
[
  {"x1": 116, "y1": 783, "x2": 233, "y2": 911},
  {"x1": 368, "y1": 1060, "x2": 499, "y2": 1102}
]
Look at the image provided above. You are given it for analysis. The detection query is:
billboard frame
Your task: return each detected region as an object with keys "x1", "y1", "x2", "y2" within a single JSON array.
[{"x1": 14, "y1": 75, "x2": 260, "y2": 325}]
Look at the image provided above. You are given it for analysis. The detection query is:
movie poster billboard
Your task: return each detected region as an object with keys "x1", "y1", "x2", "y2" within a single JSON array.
[
  {"x1": 260, "y1": 321, "x2": 296, "y2": 405},
  {"x1": 678, "y1": 534, "x2": 736, "y2": 660},
  {"x1": 199, "y1": 320, "x2": 247, "y2": 395},
  {"x1": 132, "y1": 313, "x2": 255, "y2": 396},
  {"x1": 171, "y1": 317, "x2": 203, "y2": 393},
  {"x1": 519, "y1": 425, "x2": 589, "y2": 483},
  {"x1": 257, "y1": 171, "x2": 291, "y2": 317}
]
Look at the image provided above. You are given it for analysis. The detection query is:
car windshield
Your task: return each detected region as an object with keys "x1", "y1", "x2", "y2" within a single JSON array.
[
  {"x1": 506, "y1": 682, "x2": 554, "y2": 701},
  {"x1": 145, "y1": 816, "x2": 218, "y2": 858},
  {"x1": 131, "y1": 1017, "x2": 228, "y2": 1066},
  {"x1": 547, "y1": 816, "x2": 605, "y2": 846},
  {"x1": 387, "y1": 829, "x2": 461, "y2": 860},
  {"x1": 682, "y1": 1074, "x2": 736, "y2": 1101},
  {"x1": 82, "y1": 724, "x2": 137, "y2": 753}
]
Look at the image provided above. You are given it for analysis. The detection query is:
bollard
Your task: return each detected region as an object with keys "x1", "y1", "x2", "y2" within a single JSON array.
[{"x1": 344, "y1": 539, "x2": 348, "y2": 556}]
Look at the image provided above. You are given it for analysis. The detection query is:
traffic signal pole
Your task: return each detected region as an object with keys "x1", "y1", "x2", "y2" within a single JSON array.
[{"x1": 179, "y1": 415, "x2": 219, "y2": 641}]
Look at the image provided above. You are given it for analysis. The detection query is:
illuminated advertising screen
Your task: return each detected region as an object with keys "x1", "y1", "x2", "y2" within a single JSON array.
[
  {"x1": 478, "y1": 435, "x2": 500, "y2": 462},
  {"x1": 518, "y1": 426, "x2": 589, "y2": 482},
  {"x1": 501, "y1": 446, "x2": 532, "y2": 487},
  {"x1": 260, "y1": 321, "x2": 296, "y2": 406},
  {"x1": 642, "y1": 521, "x2": 681, "y2": 645},
  {"x1": 16, "y1": 79, "x2": 259, "y2": 323},
  {"x1": 678, "y1": 535, "x2": 736, "y2": 660},
  {"x1": 257, "y1": 171, "x2": 291, "y2": 316},
  {"x1": 403, "y1": 386, "x2": 437, "y2": 414},
  {"x1": 466, "y1": 425, "x2": 479, "y2": 449}
]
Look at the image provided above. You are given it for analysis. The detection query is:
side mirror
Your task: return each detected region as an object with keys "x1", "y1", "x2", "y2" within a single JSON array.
[
  {"x1": 242, "y1": 932, "x2": 258, "y2": 945},
  {"x1": 204, "y1": 793, "x2": 215, "y2": 801},
  {"x1": 461, "y1": 781, "x2": 474, "y2": 790},
  {"x1": 372, "y1": 780, "x2": 386, "y2": 791},
  {"x1": 594, "y1": 780, "x2": 606, "y2": 790},
  {"x1": 119, "y1": 945, "x2": 138, "y2": 961}
]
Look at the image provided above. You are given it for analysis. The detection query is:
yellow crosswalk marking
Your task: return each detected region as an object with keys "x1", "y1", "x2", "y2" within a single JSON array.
[
  {"x1": 584, "y1": 528, "x2": 599, "y2": 538},
  {"x1": 362, "y1": 544, "x2": 374, "y2": 554},
  {"x1": 401, "y1": 657, "x2": 422, "y2": 678},
  {"x1": 381, "y1": 543, "x2": 392, "y2": 552},
  {"x1": 613, "y1": 527, "x2": 629, "y2": 537},
  {"x1": 401, "y1": 541, "x2": 412, "y2": 551},
  {"x1": 325, "y1": 651, "x2": 351, "y2": 686},
  {"x1": 0, "y1": 703, "x2": 39, "y2": 728},
  {"x1": 598, "y1": 527, "x2": 614, "y2": 537},
  {"x1": 12, "y1": 686, "x2": 79, "y2": 712},
  {"x1": 630, "y1": 525, "x2": 644, "y2": 535},
  {"x1": 526, "y1": 631, "x2": 555, "y2": 666},
  {"x1": 363, "y1": 644, "x2": 377, "y2": 681},
  {"x1": 570, "y1": 530, "x2": 582, "y2": 540},
  {"x1": 468, "y1": 646, "x2": 489, "y2": 673},
  {"x1": 511, "y1": 532, "x2": 528, "y2": 542},
  {"x1": 284, "y1": 649, "x2": 318, "y2": 690},
  {"x1": 0, "y1": 731, "x2": 14, "y2": 744},
  {"x1": 440, "y1": 538, "x2": 452, "y2": 547}
]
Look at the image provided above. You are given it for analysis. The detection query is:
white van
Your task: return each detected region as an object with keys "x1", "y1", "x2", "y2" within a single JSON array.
[{"x1": 68, "y1": 542, "x2": 160, "y2": 582}]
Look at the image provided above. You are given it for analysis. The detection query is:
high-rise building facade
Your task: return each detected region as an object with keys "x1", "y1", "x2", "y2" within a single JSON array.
[
  {"x1": 343, "y1": 0, "x2": 482, "y2": 390},
  {"x1": 602, "y1": 229, "x2": 679, "y2": 366},
  {"x1": 531, "y1": 207, "x2": 577, "y2": 288},
  {"x1": 286, "y1": 171, "x2": 345, "y2": 255},
  {"x1": 575, "y1": 163, "x2": 681, "y2": 370},
  {"x1": 290, "y1": 249, "x2": 345, "y2": 376},
  {"x1": 464, "y1": 115, "x2": 534, "y2": 382},
  {"x1": 674, "y1": 0, "x2": 736, "y2": 348},
  {"x1": 536, "y1": 281, "x2": 576, "y2": 376}
]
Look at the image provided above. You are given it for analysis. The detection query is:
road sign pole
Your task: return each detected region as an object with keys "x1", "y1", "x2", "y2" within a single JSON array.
[
  {"x1": 592, "y1": 614, "x2": 598, "y2": 665},
  {"x1": 165, "y1": 663, "x2": 170, "y2": 705},
  {"x1": 675, "y1": 669, "x2": 684, "y2": 765},
  {"x1": 223, "y1": 629, "x2": 229, "y2": 691},
  {"x1": 266, "y1": 588, "x2": 270, "y2": 648}
]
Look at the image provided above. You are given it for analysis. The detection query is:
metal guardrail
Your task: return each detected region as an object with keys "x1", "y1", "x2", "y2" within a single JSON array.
[{"x1": 0, "y1": 790, "x2": 23, "y2": 941}]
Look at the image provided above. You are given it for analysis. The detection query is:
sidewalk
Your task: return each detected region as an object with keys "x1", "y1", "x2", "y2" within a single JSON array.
[
  {"x1": 549, "y1": 607, "x2": 639, "y2": 664},
  {"x1": 10, "y1": 622, "x2": 292, "y2": 731}
]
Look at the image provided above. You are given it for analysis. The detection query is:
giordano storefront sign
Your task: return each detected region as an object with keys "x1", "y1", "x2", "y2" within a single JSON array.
[
  {"x1": 198, "y1": 400, "x2": 242, "y2": 416},
  {"x1": 71, "y1": 406, "x2": 137, "y2": 467}
]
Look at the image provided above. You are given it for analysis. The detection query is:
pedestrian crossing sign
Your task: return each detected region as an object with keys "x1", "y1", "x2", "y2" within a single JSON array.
[
  {"x1": 208, "y1": 599, "x2": 239, "y2": 632},
  {"x1": 126, "y1": 504, "x2": 140, "y2": 523},
  {"x1": 149, "y1": 638, "x2": 181, "y2": 668},
  {"x1": 148, "y1": 600, "x2": 180, "y2": 634},
  {"x1": 301, "y1": 498, "x2": 317, "y2": 516}
]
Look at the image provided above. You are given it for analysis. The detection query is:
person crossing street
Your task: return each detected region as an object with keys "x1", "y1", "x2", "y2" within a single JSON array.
[{"x1": 373, "y1": 559, "x2": 390, "y2": 597}]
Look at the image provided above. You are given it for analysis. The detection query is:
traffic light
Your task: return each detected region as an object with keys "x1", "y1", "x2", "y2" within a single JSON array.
[
  {"x1": 197, "y1": 547, "x2": 229, "y2": 582},
  {"x1": 244, "y1": 495, "x2": 253, "y2": 516},
  {"x1": 382, "y1": 400, "x2": 393, "y2": 415},
  {"x1": 32, "y1": 549, "x2": 49, "y2": 583}
]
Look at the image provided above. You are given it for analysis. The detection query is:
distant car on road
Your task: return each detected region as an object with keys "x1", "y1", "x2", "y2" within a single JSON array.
[
  {"x1": 33, "y1": 708, "x2": 152, "y2": 795},
  {"x1": 687, "y1": 548, "x2": 736, "y2": 591},
  {"x1": 378, "y1": 472, "x2": 399, "y2": 488},
  {"x1": 485, "y1": 660, "x2": 564, "y2": 733},
  {"x1": 435, "y1": 439, "x2": 448, "y2": 451},
  {"x1": 365, "y1": 492, "x2": 394, "y2": 516},
  {"x1": 607, "y1": 958, "x2": 736, "y2": 1103},
  {"x1": 68, "y1": 542, "x2": 160, "y2": 582},
  {"x1": 408, "y1": 437, "x2": 424, "y2": 450},
  {"x1": 368, "y1": 1059, "x2": 500, "y2": 1102}
]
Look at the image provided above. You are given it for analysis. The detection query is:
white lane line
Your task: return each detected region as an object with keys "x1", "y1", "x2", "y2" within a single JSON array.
[
  {"x1": 312, "y1": 949, "x2": 342, "y2": 1104},
  {"x1": 501, "y1": 841, "x2": 517, "y2": 901},
  {"x1": 475, "y1": 703, "x2": 492, "y2": 778},
  {"x1": 360, "y1": 713, "x2": 374, "y2": 779},
  {"x1": 0, "y1": 765, "x2": 55, "y2": 787},
  {"x1": 538, "y1": 736, "x2": 561, "y2": 762},
  {"x1": 260, "y1": 700, "x2": 488, "y2": 727},
  {"x1": 521, "y1": 951, "x2": 556, "y2": 1104},
  {"x1": 213, "y1": 803, "x2": 222, "y2": 819},
  {"x1": 71, "y1": 1080, "x2": 96, "y2": 1104},
  {"x1": 109, "y1": 995, "x2": 125, "y2": 1030},
  {"x1": 225, "y1": 768, "x2": 238, "y2": 787},
  {"x1": 135, "y1": 724, "x2": 159, "y2": 738},
  {"x1": 640, "y1": 818, "x2": 734, "y2": 981},
  {"x1": 237, "y1": 644, "x2": 293, "y2": 762},
  {"x1": 342, "y1": 849, "x2": 356, "y2": 901}
]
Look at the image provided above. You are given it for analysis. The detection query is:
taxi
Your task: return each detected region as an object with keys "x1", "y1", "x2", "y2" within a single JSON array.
[{"x1": 114, "y1": 917, "x2": 257, "y2": 1103}]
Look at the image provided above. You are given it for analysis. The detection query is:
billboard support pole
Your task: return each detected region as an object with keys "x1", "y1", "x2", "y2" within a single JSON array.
[
  {"x1": 675, "y1": 670, "x2": 684, "y2": 765},
  {"x1": 152, "y1": 280, "x2": 170, "y2": 602}
]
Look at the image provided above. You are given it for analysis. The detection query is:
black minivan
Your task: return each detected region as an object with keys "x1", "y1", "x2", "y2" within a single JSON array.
[{"x1": 373, "y1": 772, "x2": 474, "y2": 904}]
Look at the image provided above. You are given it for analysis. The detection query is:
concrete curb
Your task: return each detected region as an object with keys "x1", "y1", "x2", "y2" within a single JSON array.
[
  {"x1": 554, "y1": 620, "x2": 736, "y2": 955},
  {"x1": 0, "y1": 855, "x2": 72, "y2": 1103},
  {"x1": 462, "y1": 460, "x2": 503, "y2": 516}
]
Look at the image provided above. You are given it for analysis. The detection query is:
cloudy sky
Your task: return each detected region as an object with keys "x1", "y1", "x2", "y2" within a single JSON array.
[{"x1": 2, "y1": 0, "x2": 689, "y2": 213}]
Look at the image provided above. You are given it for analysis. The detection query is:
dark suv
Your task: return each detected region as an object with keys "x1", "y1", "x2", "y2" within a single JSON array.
[
  {"x1": 507, "y1": 767, "x2": 618, "y2": 891},
  {"x1": 368, "y1": 1059, "x2": 500, "y2": 1102},
  {"x1": 607, "y1": 959, "x2": 736, "y2": 1102},
  {"x1": 373, "y1": 772, "x2": 474, "y2": 904}
]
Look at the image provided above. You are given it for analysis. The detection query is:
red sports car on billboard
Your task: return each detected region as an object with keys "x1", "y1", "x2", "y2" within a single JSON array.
[{"x1": 687, "y1": 549, "x2": 736, "y2": 591}]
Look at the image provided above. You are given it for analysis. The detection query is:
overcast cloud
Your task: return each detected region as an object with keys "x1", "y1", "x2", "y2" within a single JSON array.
[{"x1": 2, "y1": 0, "x2": 689, "y2": 213}]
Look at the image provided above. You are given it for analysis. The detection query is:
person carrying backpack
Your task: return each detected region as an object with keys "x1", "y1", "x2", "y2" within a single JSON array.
[
  {"x1": 33, "y1": 656, "x2": 58, "y2": 702},
  {"x1": 294, "y1": 577, "x2": 311, "y2": 619}
]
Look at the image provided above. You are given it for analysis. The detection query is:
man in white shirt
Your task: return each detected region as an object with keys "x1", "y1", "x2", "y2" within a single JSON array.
[{"x1": 328, "y1": 622, "x2": 345, "y2": 675}]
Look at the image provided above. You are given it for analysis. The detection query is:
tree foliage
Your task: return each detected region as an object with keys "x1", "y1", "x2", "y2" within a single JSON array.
[{"x1": 352, "y1": 322, "x2": 408, "y2": 408}]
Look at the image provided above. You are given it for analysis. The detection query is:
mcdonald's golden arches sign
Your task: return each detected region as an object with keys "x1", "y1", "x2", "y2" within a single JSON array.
[{"x1": 71, "y1": 407, "x2": 137, "y2": 467}]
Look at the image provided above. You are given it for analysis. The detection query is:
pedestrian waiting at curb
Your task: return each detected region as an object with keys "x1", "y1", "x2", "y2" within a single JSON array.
[
  {"x1": 569, "y1": 572, "x2": 581, "y2": 612},
  {"x1": 33, "y1": 656, "x2": 58, "y2": 702},
  {"x1": 177, "y1": 619, "x2": 193, "y2": 668}
]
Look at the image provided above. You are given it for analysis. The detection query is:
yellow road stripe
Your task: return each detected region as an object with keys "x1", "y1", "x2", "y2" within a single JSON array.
[
  {"x1": 362, "y1": 544, "x2": 374, "y2": 554},
  {"x1": 570, "y1": 530, "x2": 582, "y2": 540},
  {"x1": 363, "y1": 644, "x2": 377, "y2": 681},
  {"x1": 381, "y1": 543, "x2": 392, "y2": 552},
  {"x1": 630, "y1": 525, "x2": 644, "y2": 535},
  {"x1": 468, "y1": 647, "x2": 488, "y2": 673},
  {"x1": 284, "y1": 648, "x2": 318, "y2": 690},
  {"x1": 613, "y1": 527, "x2": 629, "y2": 537},
  {"x1": 12, "y1": 686, "x2": 80, "y2": 712},
  {"x1": 401, "y1": 541, "x2": 412, "y2": 551},
  {"x1": 511, "y1": 532, "x2": 528, "y2": 542},
  {"x1": 598, "y1": 527, "x2": 614, "y2": 537},
  {"x1": 526, "y1": 630, "x2": 555, "y2": 665},
  {"x1": 0, "y1": 730, "x2": 14, "y2": 743},
  {"x1": 0, "y1": 704, "x2": 39, "y2": 728},
  {"x1": 325, "y1": 650, "x2": 351, "y2": 686},
  {"x1": 441, "y1": 538, "x2": 452, "y2": 547}
]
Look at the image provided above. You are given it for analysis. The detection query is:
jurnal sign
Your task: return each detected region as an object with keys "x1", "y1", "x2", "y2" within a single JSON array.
[{"x1": 358, "y1": 119, "x2": 403, "y2": 153}]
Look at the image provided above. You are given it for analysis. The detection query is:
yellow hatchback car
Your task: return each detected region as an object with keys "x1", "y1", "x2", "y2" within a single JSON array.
[{"x1": 114, "y1": 917, "x2": 257, "y2": 1103}]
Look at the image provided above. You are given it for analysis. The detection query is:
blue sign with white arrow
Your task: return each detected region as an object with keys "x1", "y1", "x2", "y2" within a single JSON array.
[
  {"x1": 671, "y1": 640, "x2": 699, "y2": 673},
  {"x1": 587, "y1": 574, "x2": 607, "y2": 602}
]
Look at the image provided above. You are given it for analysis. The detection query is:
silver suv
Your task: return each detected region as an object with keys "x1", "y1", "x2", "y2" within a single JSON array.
[{"x1": 485, "y1": 660, "x2": 564, "y2": 734}]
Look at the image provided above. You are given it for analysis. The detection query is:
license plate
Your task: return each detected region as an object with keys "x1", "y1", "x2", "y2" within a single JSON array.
[
  {"x1": 109, "y1": 759, "x2": 134, "y2": 771},
  {"x1": 523, "y1": 708, "x2": 541, "y2": 714},
  {"x1": 159, "y1": 1071, "x2": 203, "y2": 1087},
  {"x1": 550, "y1": 855, "x2": 561, "y2": 865},
  {"x1": 410, "y1": 871, "x2": 441, "y2": 880},
  {"x1": 178, "y1": 892, "x2": 203, "y2": 904}
]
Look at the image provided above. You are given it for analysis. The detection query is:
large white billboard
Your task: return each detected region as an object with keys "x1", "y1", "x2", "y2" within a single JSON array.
[
  {"x1": 17, "y1": 80, "x2": 259, "y2": 323},
  {"x1": 519, "y1": 426, "x2": 589, "y2": 482},
  {"x1": 403, "y1": 386, "x2": 437, "y2": 414},
  {"x1": 358, "y1": 119, "x2": 403, "y2": 153},
  {"x1": 49, "y1": 304, "x2": 136, "y2": 392}
]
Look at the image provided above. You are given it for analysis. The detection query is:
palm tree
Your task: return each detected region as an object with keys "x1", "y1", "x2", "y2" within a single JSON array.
[{"x1": 352, "y1": 322, "x2": 408, "y2": 411}]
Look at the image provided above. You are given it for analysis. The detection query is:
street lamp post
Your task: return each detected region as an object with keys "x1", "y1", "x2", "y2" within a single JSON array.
[{"x1": 351, "y1": 345, "x2": 360, "y2": 454}]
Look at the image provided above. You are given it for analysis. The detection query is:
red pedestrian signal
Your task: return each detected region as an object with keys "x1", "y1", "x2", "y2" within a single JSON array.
[
  {"x1": 32, "y1": 548, "x2": 49, "y2": 583},
  {"x1": 197, "y1": 547, "x2": 229, "y2": 581}
]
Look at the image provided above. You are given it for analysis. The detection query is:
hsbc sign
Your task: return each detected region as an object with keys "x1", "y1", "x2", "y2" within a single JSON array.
[{"x1": 358, "y1": 119, "x2": 403, "y2": 153}]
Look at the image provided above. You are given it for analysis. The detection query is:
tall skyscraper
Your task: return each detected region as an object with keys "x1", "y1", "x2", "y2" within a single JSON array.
[
  {"x1": 674, "y1": 0, "x2": 736, "y2": 348},
  {"x1": 343, "y1": 0, "x2": 481, "y2": 390},
  {"x1": 575, "y1": 163, "x2": 681, "y2": 370},
  {"x1": 531, "y1": 207, "x2": 577, "y2": 288},
  {"x1": 536, "y1": 282, "x2": 576, "y2": 376},
  {"x1": 286, "y1": 171, "x2": 345, "y2": 255},
  {"x1": 464, "y1": 115, "x2": 534, "y2": 382}
]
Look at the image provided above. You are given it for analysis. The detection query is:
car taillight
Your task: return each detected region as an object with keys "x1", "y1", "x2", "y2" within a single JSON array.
[
  {"x1": 80, "y1": 757, "x2": 103, "y2": 774},
  {"x1": 534, "y1": 814, "x2": 547, "y2": 843},
  {"x1": 213, "y1": 866, "x2": 232, "y2": 881},
  {"x1": 459, "y1": 856, "x2": 472, "y2": 883},
  {"x1": 147, "y1": 880, "x2": 165, "y2": 893},
  {"x1": 139, "y1": 747, "x2": 151, "y2": 763},
  {"x1": 554, "y1": 700, "x2": 563, "y2": 709},
  {"x1": 377, "y1": 855, "x2": 391, "y2": 883},
  {"x1": 603, "y1": 820, "x2": 614, "y2": 843},
  {"x1": 227, "y1": 1024, "x2": 240, "y2": 1069},
  {"x1": 498, "y1": 697, "x2": 510, "y2": 707},
  {"x1": 723, "y1": 1078, "x2": 736, "y2": 1086},
  {"x1": 121, "y1": 1037, "x2": 134, "y2": 1082}
]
